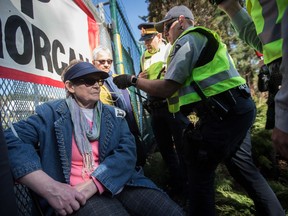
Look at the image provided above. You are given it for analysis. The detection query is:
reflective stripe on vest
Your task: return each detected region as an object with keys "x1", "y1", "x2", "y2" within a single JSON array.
[
  {"x1": 167, "y1": 27, "x2": 246, "y2": 113},
  {"x1": 246, "y1": 0, "x2": 288, "y2": 64}
]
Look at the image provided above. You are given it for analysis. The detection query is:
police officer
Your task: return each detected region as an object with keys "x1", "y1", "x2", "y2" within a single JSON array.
[
  {"x1": 273, "y1": 7, "x2": 288, "y2": 159},
  {"x1": 214, "y1": 0, "x2": 284, "y2": 127},
  {"x1": 137, "y1": 22, "x2": 190, "y2": 199},
  {"x1": 213, "y1": 0, "x2": 288, "y2": 161},
  {"x1": 113, "y1": 5, "x2": 284, "y2": 216}
]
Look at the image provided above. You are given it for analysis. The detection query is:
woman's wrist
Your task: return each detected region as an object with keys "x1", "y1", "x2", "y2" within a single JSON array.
[{"x1": 74, "y1": 179, "x2": 97, "y2": 199}]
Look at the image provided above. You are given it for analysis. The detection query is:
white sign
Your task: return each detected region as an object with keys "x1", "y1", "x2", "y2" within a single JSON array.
[{"x1": 0, "y1": 0, "x2": 99, "y2": 87}]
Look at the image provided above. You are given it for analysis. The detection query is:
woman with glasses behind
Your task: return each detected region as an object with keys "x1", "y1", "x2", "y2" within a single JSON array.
[
  {"x1": 4, "y1": 60, "x2": 184, "y2": 216},
  {"x1": 93, "y1": 46, "x2": 147, "y2": 167}
]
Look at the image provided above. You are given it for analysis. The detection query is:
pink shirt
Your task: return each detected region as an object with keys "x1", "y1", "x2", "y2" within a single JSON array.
[{"x1": 70, "y1": 121, "x2": 104, "y2": 194}]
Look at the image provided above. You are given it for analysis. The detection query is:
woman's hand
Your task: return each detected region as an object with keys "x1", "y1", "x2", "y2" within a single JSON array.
[
  {"x1": 45, "y1": 181, "x2": 86, "y2": 215},
  {"x1": 19, "y1": 170, "x2": 86, "y2": 216}
]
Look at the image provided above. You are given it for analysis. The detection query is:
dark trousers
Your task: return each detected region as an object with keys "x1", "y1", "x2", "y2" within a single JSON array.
[
  {"x1": 225, "y1": 132, "x2": 284, "y2": 216},
  {"x1": 0, "y1": 119, "x2": 18, "y2": 216},
  {"x1": 186, "y1": 95, "x2": 284, "y2": 216},
  {"x1": 72, "y1": 187, "x2": 185, "y2": 216},
  {"x1": 150, "y1": 105, "x2": 190, "y2": 193},
  {"x1": 266, "y1": 59, "x2": 282, "y2": 129}
]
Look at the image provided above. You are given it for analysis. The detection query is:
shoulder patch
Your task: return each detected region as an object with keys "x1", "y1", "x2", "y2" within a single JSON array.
[
  {"x1": 114, "y1": 108, "x2": 126, "y2": 118},
  {"x1": 169, "y1": 44, "x2": 181, "y2": 59}
]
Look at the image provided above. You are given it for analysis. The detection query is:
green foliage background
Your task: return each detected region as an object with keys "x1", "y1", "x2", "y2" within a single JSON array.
[{"x1": 142, "y1": 0, "x2": 288, "y2": 215}]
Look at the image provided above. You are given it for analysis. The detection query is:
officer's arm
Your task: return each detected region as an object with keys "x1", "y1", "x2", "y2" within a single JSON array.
[
  {"x1": 217, "y1": 0, "x2": 242, "y2": 19},
  {"x1": 134, "y1": 78, "x2": 181, "y2": 98},
  {"x1": 217, "y1": 0, "x2": 263, "y2": 53}
]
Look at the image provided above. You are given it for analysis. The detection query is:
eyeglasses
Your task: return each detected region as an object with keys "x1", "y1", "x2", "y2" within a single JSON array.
[
  {"x1": 95, "y1": 59, "x2": 113, "y2": 65},
  {"x1": 164, "y1": 19, "x2": 177, "y2": 33},
  {"x1": 73, "y1": 77, "x2": 104, "y2": 87}
]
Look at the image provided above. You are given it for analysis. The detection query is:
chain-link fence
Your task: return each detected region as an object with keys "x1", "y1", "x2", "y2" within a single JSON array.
[
  {"x1": 1, "y1": 80, "x2": 65, "y2": 127},
  {"x1": 91, "y1": 0, "x2": 154, "y2": 147},
  {"x1": 0, "y1": 78, "x2": 66, "y2": 215}
]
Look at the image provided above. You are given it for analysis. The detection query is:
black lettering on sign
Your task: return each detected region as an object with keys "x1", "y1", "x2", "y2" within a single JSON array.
[
  {"x1": 2, "y1": 13, "x2": 90, "y2": 79},
  {"x1": 5, "y1": 15, "x2": 33, "y2": 64},
  {"x1": 32, "y1": 25, "x2": 53, "y2": 72},
  {"x1": 20, "y1": 0, "x2": 50, "y2": 19},
  {"x1": 69, "y1": 47, "x2": 76, "y2": 62},
  {"x1": 21, "y1": 0, "x2": 34, "y2": 19},
  {"x1": 52, "y1": 40, "x2": 67, "y2": 76}
]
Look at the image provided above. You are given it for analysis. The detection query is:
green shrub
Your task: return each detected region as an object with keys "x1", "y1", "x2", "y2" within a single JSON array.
[{"x1": 143, "y1": 95, "x2": 288, "y2": 215}]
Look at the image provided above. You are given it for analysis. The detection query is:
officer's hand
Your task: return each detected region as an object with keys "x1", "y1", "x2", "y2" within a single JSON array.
[
  {"x1": 209, "y1": 0, "x2": 225, "y2": 5},
  {"x1": 113, "y1": 74, "x2": 133, "y2": 89},
  {"x1": 212, "y1": 0, "x2": 242, "y2": 15},
  {"x1": 272, "y1": 127, "x2": 288, "y2": 160}
]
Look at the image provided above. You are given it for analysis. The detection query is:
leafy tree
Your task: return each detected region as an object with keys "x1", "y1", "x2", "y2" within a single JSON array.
[{"x1": 146, "y1": 0, "x2": 258, "y2": 87}]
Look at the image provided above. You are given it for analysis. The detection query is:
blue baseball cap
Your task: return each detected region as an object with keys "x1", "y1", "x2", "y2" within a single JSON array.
[{"x1": 63, "y1": 61, "x2": 108, "y2": 82}]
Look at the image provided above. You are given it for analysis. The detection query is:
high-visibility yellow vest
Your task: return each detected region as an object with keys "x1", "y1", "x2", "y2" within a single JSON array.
[
  {"x1": 167, "y1": 27, "x2": 246, "y2": 113},
  {"x1": 140, "y1": 43, "x2": 170, "y2": 80},
  {"x1": 246, "y1": 0, "x2": 288, "y2": 64}
]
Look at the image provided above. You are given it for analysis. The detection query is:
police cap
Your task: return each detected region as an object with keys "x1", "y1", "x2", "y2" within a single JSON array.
[{"x1": 138, "y1": 22, "x2": 158, "y2": 41}]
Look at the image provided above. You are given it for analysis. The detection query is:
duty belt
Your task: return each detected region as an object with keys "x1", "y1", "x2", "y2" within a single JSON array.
[{"x1": 186, "y1": 84, "x2": 251, "y2": 120}]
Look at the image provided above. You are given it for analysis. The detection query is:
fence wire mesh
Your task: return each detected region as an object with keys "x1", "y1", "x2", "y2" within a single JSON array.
[
  {"x1": 0, "y1": 79, "x2": 66, "y2": 215},
  {"x1": 92, "y1": 0, "x2": 154, "y2": 145}
]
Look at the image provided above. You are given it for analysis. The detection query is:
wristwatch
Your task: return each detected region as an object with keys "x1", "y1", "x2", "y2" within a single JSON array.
[{"x1": 131, "y1": 76, "x2": 138, "y2": 86}]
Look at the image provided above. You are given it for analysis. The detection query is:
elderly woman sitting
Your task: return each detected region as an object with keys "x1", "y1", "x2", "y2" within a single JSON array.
[{"x1": 4, "y1": 60, "x2": 184, "y2": 216}]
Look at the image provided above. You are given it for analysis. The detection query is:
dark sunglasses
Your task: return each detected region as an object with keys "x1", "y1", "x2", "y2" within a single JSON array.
[
  {"x1": 72, "y1": 77, "x2": 104, "y2": 87},
  {"x1": 164, "y1": 19, "x2": 177, "y2": 33},
  {"x1": 96, "y1": 59, "x2": 113, "y2": 65}
]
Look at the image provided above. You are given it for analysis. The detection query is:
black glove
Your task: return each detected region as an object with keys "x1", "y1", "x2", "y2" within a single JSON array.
[
  {"x1": 113, "y1": 74, "x2": 133, "y2": 89},
  {"x1": 209, "y1": 0, "x2": 225, "y2": 5}
]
